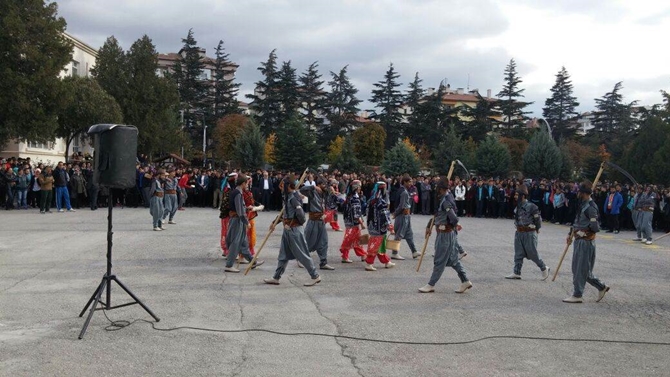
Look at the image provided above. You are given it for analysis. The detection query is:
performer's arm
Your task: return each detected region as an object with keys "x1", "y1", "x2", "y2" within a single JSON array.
[{"x1": 235, "y1": 191, "x2": 250, "y2": 226}]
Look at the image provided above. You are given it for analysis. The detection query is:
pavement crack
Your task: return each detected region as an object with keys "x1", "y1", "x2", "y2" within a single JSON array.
[
  {"x1": 230, "y1": 278, "x2": 249, "y2": 377},
  {"x1": 288, "y1": 276, "x2": 365, "y2": 377}
]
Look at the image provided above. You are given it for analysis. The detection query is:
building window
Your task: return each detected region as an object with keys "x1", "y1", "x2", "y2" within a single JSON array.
[
  {"x1": 72, "y1": 60, "x2": 79, "y2": 77},
  {"x1": 198, "y1": 69, "x2": 210, "y2": 81},
  {"x1": 72, "y1": 138, "x2": 81, "y2": 153},
  {"x1": 28, "y1": 141, "x2": 53, "y2": 150}
]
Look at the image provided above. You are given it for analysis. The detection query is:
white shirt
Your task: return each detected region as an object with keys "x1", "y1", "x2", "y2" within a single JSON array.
[
  {"x1": 263, "y1": 178, "x2": 269, "y2": 190},
  {"x1": 455, "y1": 185, "x2": 466, "y2": 201}
]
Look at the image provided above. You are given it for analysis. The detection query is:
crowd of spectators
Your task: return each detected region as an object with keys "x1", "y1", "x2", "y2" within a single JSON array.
[{"x1": 2, "y1": 156, "x2": 670, "y2": 234}]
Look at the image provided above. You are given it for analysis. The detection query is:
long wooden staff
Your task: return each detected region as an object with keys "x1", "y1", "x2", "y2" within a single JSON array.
[
  {"x1": 417, "y1": 161, "x2": 456, "y2": 273},
  {"x1": 553, "y1": 162, "x2": 605, "y2": 281},
  {"x1": 244, "y1": 168, "x2": 309, "y2": 275}
]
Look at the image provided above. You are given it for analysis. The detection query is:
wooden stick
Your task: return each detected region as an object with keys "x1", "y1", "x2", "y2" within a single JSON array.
[
  {"x1": 552, "y1": 162, "x2": 605, "y2": 281},
  {"x1": 244, "y1": 168, "x2": 309, "y2": 275},
  {"x1": 417, "y1": 161, "x2": 456, "y2": 273},
  {"x1": 552, "y1": 230, "x2": 573, "y2": 281},
  {"x1": 654, "y1": 231, "x2": 670, "y2": 242}
]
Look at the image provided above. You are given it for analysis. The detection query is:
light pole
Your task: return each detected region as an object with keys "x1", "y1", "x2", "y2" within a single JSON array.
[{"x1": 202, "y1": 112, "x2": 207, "y2": 167}]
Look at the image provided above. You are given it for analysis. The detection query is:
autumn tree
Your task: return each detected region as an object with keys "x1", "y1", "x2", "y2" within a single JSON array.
[{"x1": 352, "y1": 123, "x2": 386, "y2": 166}]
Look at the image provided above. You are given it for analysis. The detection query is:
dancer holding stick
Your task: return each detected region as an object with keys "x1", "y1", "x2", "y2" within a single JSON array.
[
  {"x1": 418, "y1": 176, "x2": 472, "y2": 294},
  {"x1": 244, "y1": 168, "x2": 309, "y2": 276}
]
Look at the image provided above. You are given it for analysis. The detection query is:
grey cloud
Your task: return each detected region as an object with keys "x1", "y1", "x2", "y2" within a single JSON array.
[{"x1": 56, "y1": 0, "x2": 665, "y2": 119}]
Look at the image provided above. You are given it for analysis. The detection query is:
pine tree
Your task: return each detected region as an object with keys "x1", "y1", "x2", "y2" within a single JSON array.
[
  {"x1": 496, "y1": 59, "x2": 532, "y2": 136},
  {"x1": 381, "y1": 141, "x2": 421, "y2": 177},
  {"x1": 369, "y1": 63, "x2": 404, "y2": 149},
  {"x1": 277, "y1": 61, "x2": 299, "y2": 126},
  {"x1": 458, "y1": 93, "x2": 497, "y2": 142},
  {"x1": 591, "y1": 82, "x2": 637, "y2": 141},
  {"x1": 558, "y1": 140, "x2": 574, "y2": 180},
  {"x1": 91, "y1": 36, "x2": 127, "y2": 105},
  {"x1": 171, "y1": 29, "x2": 208, "y2": 140},
  {"x1": 412, "y1": 84, "x2": 459, "y2": 151},
  {"x1": 298, "y1": 62, "x2": 327, "y2": 134},
  {"x1": 212, "y1": 40, "x2": 240, "y2": 119},
  {"x1": 405, "y1": 73, "x2": 424, "y2": 139},
  {"x1": 247, "y1": 49, "x2": 282, "y2": 135},
  {"x1": 324, "y1": 65, "x2": 361, "y2": 146},
  {"x1": 433, "y1": 127, "x2": 468, "y2": 175},
  {"x1": 522, "y1": 128, "x2": 562, "y2": 179},
  {"x1": 0, "y1": 0, "x2": 73, "y2": 148},
  {"x1": 352, "y1": 123, "x2": 386, "y2": 166},
  {"x1": 234, "y1": 119, "x2": 265, "y2": 170},
  {"x1": 543, "y1": 67, "x2": 579, "y2": 141},
  {"x1": 475, "y1": 136, "x2": 511, "y2": 177},
  {"x1": 274, "y1": 115, "x2": 322, "y2": 170},
  {"x1": 124, "y1": 35, "x2": 183, "y2": 158},
  {"x1": 332, "y1": 136, "x2": 361, "y2": 172}
]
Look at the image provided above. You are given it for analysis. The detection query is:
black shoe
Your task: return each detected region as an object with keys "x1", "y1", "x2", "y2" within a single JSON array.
[{"x1": 606, "y1": 230, "x2": 614, "y2": 233}]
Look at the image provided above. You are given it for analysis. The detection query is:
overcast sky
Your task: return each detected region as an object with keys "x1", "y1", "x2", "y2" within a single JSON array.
[{"x1": 58, "y1": 0, "x2": 670, "y2": 116}]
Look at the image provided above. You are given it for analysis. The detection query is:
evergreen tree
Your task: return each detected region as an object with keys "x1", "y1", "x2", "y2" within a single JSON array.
[
  {"x1": 622, "y1": 115, "x2": 670, "y2": 184},
  {"x1": 405, "y1": 72, "x2": 424, "y2": 139},
  {"x1": 352, "y1": 123, "x2": 386, "y2": 166},
  {"x1": 171, "y1": 29, "x2": 208, "y2": 140},
  {"x1": 298, "y1": 62, "x2": 327, "y2": 134},
  {"x1": 543, "y1": 67, "x2": 579, "y2": 141},
  {"x1": 277, "y1": 60, "x2": 299, "y2": 125},
  {"x1": 275, "y1": 115, "x2": 321, "y2": 170},
  {"x1": 381, "y1": 141, "x2": 421, "y2": 177},
  {"x1": 324, "y1": 65, "x2": 361, "y2": 146},
  {"x1": 412, "y1": 84, "x2": 459, "y2": 151},
  {"x1": 91, "y1": 36, "x2": 127, "y2": 105},
  {"x1": 475, "y1": 135, "x2": 511, "y2": 177},
  {"x1": 432, "y1": 127, "x2": 468, "y2": 175},
  {"x1": 124, "y1": 35, "x2": 183, "y2": 158},
  {"x1": 590, "y1": 82, "x2": 637, "y2": 142},
  {"x1": 247, "y1": 49, "x2": 282, "y2": 135},
  {"x1": 369, "y1": 63, "x2": 404, "y2": 149},
  {"x1": 234, "y1": 119, "x2": 265, "y2": 170},
  {"x1": 212, "y1": 40, "x2": 240, "y2": 119},
  {"x1": 458, "y1": 93, "x2": 497, "y2": 142},
  {"x1": 522, "y1": 127, "x2": 562, "y2": 179},
  {"x1": 0, "y1": 0, "x2": 73, "y2": 148},
  {"x1": 332, "y1": 136, "x2": 361, "y2": 172},
  {"x1": 496, "y1": 59, "x2": 532, "y2": 136},
  {"x1": 558, "y1": 140, "x2": 574, "y2": 181},
  {"x1": 56, "y1": 77, "x2": 123, "y2": 159}
]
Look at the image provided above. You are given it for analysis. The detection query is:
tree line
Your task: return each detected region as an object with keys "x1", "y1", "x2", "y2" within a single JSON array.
[{"x1": 2, "y1": 1, "x2": 669, "y2": 184}]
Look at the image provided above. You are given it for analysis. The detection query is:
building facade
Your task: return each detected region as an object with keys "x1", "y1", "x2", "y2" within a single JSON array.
[{"x1": 1, "y1": 32, "x2": 98, "y2": 164}]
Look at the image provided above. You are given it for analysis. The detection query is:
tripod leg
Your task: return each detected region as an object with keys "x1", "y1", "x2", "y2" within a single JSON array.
[
  {"x1": 112, "y1": 277, "x2": 160, "y2": 322},
  {"x1": 78, "y1": 279, "x2": 106, "y2": 339},
  {"x1": 79, "y1": 278, "x2": 106, "y2": 317}
]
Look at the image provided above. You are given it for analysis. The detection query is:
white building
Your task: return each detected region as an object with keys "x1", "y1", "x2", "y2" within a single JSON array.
[{"x1": 1, "y1": 32, "x2": 98, "y2": 164}]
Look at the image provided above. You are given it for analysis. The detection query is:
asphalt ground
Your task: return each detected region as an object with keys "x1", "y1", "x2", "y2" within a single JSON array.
[{"x1": 1, "y1": 207, "x2": 669, "y2": 377}]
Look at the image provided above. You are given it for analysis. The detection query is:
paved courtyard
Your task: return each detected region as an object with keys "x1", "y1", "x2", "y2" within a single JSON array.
[{"x1": 1, "y1": 208, "x2": 669, "y2": 376}]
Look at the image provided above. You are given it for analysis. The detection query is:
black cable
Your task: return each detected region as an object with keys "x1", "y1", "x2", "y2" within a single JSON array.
[{"x1": 100, "y1": 310, "x2": 670, "y2": 347}]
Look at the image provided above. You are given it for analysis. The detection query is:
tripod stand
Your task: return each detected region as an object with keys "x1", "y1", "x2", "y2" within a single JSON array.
[{"x1": 78, "y1": 192, "x2": 159, "y2": 339}]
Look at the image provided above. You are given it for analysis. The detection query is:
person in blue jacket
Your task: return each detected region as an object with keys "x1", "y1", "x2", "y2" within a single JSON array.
[{"x1": 603, "y1": 185, "x2": 623, "y2": 234}]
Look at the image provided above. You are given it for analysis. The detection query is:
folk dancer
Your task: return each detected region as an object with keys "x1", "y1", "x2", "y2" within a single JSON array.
[
  {"x1": 635, "y1": 185, "x2": 656, "y2": 245},
  {"x1": 162, "y1": 168, "x2": 179, "y2": 225},
  {"x1": 300, "y1": 177, "x2": 335, "y2": 270},
  {"x1": 563, "y1": 181, "x2": 610, "y2": 303},
  {"x1": 325, "y1": 179, "x2": 343, "y2": 231},
  {"x1": 150, "y1": 170, "x2": 166, "y2": 231},
  {"x1": 505, "y1": 184, "x2": 550, "y2": 280},
  {"x1": 237, "y1": 178, "x2": 264, "y2": 264},
  {"x1": 219, "y1": 172, "x2": 237, "y2": 257},
  {"x1": 264, "y1": 175, "x2": 321, "y2": 286},
  {"x1": 224, "y1": 174, "x2": 264, "y2": 273},
  {"x1": 340, "y1": 180, "x2": 368, "y2": 263},
  {"x1": 391, "y1": 175, "x2": 420, "y2": 260},
  {"x1": 418, "y1": 177, "x2": 472, "y2": 293},
  {"x1": 364, "y1": 181, "x2": 396, "y2": 271}
]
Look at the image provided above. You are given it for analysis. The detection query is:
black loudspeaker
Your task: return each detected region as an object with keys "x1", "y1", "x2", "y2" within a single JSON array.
[{"x1": 88, "y1": 124, "x2": 138, "y2": 189}]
